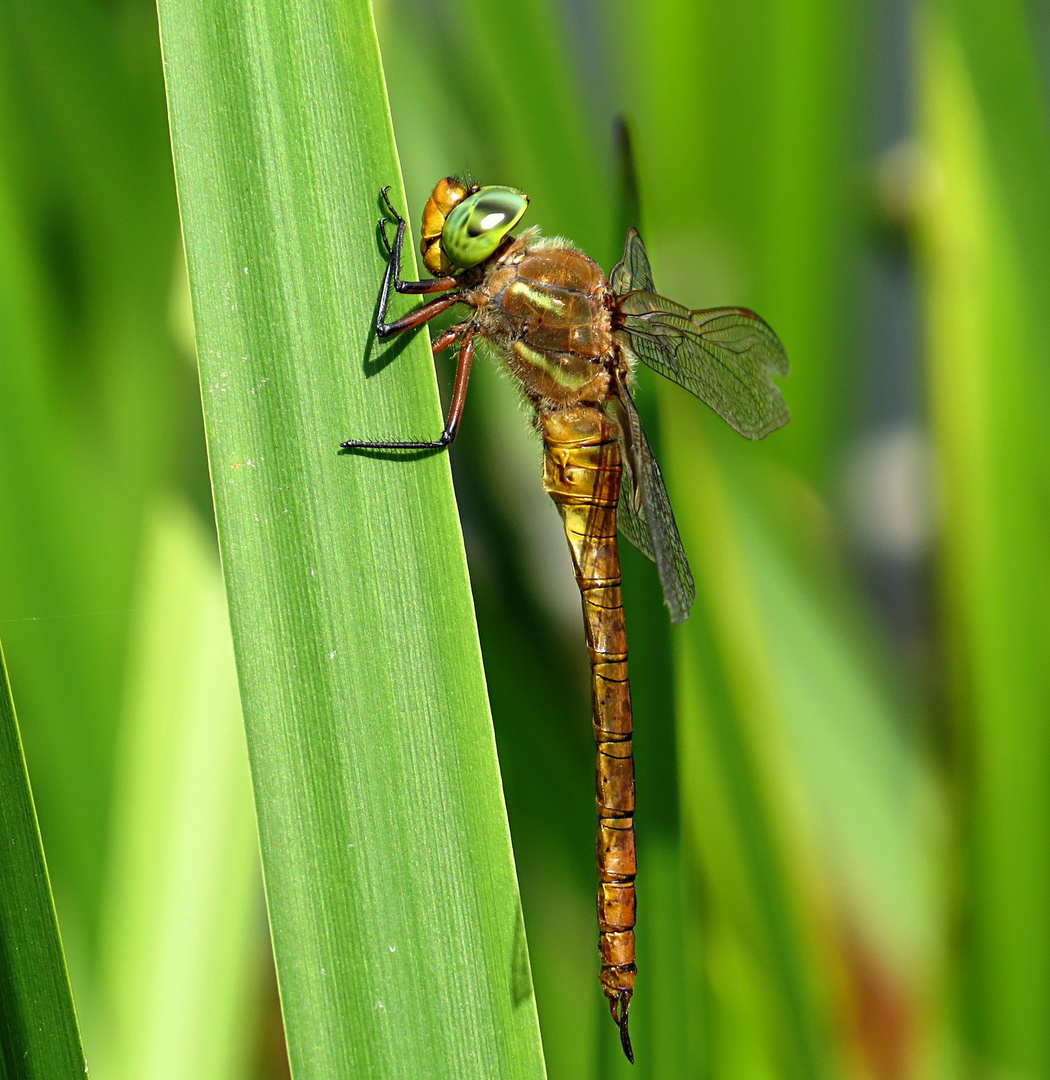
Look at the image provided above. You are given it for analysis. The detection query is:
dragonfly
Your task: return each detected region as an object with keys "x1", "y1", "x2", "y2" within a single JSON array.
[{"x1": 342, "y1": 178, "x2": 789, "y2": 1062}]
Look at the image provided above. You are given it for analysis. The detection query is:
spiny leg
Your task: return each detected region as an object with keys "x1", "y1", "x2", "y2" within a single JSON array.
[
  {"x1": 352, "y1": 189, "x2": 473, "y2": 449},
  {"x1": 375, "y1": 186, "x2": 458, "y2": 339},
  {"x1": 341, "y1": 325, "x2": 475, "y2": 451},
  {"x1": 378, "y1": 187, "x2": 455, "y2": 290},
  {"x1": 437, "y1": 328, "x2": 475, "y2": 446},
  {"x1": 375, "y1": 291, "x2": 464, "y2": 341}
]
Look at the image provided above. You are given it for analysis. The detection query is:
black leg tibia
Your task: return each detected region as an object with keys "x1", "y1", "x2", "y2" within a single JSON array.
[{"x1": 346, "y1": 190, "x2": 476, "y2": 450}]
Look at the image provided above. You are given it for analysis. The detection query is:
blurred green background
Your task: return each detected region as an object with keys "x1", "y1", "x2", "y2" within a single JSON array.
[{"x1": 2, "y1": 0, "x2": 1049, "y2": 1076}]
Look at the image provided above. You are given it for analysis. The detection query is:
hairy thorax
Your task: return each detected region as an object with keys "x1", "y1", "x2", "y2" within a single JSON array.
[{"x1": 466, "y1": 231, "x2": 619, "y2": 407}]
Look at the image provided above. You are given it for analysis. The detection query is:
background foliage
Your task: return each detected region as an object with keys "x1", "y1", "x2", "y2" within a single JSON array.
[{"x1": 0, "y1": 0, "x2": 1048, "y2": 1076}]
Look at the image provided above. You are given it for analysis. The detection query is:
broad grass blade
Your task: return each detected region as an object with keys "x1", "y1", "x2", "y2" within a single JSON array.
[
  {"x1": 918, "y1": 7, "x2": 1050, "y2": 1072},
  {"x1": 156, "y1": 0, "x2": 546, "y2": 1075}
]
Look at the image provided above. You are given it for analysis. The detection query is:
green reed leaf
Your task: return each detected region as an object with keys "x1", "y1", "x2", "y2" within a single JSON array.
[
  {"x1": 155, "y1": 0, "x2": 545, "y2": 1076},
  {"x1": 0, "y1": 640, "x2": 87, "y2": 1079}
]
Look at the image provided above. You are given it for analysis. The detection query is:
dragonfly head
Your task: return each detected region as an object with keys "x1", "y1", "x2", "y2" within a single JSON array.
[{"x1": 420, "y1": 177, "x2": 529, "y2": 274}]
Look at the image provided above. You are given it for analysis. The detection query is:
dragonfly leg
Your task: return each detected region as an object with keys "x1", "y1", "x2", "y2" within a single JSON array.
[
  {"x1": 376, "y1": 187, "x2": 458, "y2": 304},
  {"x1": 341, "y1": 326, "x2": 475, "y2": 451},
  {"x1": 439, "y1": 327, "x2": 475, "y2": 445},
  {"x1": 376, "y1": 292, "x2": 463, "y2": 340}
]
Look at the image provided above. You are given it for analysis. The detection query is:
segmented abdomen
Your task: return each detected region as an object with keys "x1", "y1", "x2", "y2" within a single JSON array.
[{"x1": 540, "y1": 405, "x2": 637, "y2": 1024}]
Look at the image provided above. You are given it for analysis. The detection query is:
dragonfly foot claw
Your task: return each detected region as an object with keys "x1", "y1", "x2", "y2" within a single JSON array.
[
  {"x1": 379, "y1": 185, "x2": 406, "y2": 225},
  {"x1": 377, "y1": 186, "x2": 408, "y2": 258},
  {"x1": 378, "y1": 216, "x2": 394, "y2": 256}
]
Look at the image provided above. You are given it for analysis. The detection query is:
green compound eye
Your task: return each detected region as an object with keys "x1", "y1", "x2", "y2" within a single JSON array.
[{"x1": 441, "y1": 186, "x2": 529, "y2": 268}]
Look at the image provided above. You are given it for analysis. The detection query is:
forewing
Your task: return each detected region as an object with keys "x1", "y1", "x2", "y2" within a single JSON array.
[
  {"x1": 612, "y1": 382, "x2": 695, "y2": 625},
  {"x1": 609, "y1": 227, "x2": 656, "y2": 296},
  {"x1": 619, "y1": 293, "x2": 790, "y2": 440}
]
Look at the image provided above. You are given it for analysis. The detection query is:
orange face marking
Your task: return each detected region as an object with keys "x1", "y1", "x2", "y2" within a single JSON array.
[{"x1": 419, "y1": 177, "x2": 478, "y2": 276}]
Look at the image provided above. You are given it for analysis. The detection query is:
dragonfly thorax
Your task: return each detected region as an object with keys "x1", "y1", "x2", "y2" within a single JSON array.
[{"x1": 467, "y1": 233, "x2": 622, "y2": 408}]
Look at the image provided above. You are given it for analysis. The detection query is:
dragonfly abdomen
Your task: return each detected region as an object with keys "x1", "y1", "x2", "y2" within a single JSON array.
[{"x1": 540, "y1": 404, "x2": 637, "y2": 1058}]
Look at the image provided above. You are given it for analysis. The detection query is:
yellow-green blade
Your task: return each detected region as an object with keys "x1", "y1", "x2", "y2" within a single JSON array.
[
  {"x1": 155, "y1": 1, "x2": 545, "y2": 1076},
  {"x1": 92, "y1": 498, "x2": 261, "y2": 1080},
  {"x1": 918, "y1": 5, "x2": 1050, "y2": 1073}
]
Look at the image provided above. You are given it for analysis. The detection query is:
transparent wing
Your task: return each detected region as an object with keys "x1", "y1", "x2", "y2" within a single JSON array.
[
  {"x1": 609, "y1": 229, "x2": 789, "y2": 440},
  {"x1": 616, "y1": 453, "x2": 654, "y2": 562},
  {"x1": 609, "y1": 227, "x2": 655, "y2": 296},
  {"x1": 611, "y1": 379, "x2": 695, "y2": 625},
  {"x1": 618, "y1": 292, "x2": 789, "y2": 439}
]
